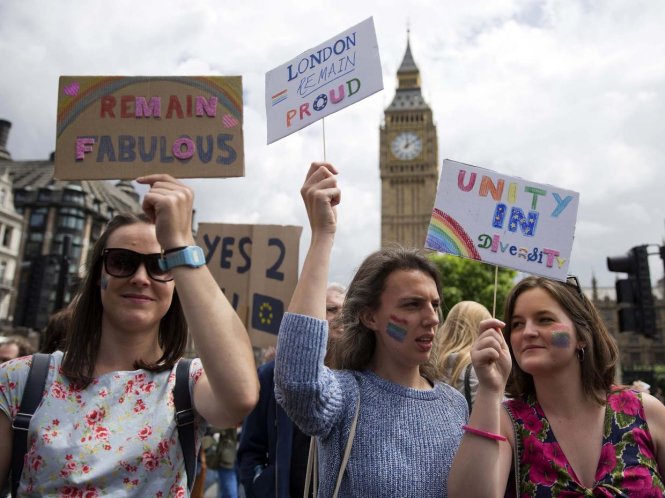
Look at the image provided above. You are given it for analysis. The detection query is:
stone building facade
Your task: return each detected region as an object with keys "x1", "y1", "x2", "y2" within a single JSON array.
[
  {"x1": 0, "y1": 119, "x2": 141, "y2": 331},
  {"x1": 379, "y1": 34, "x2": 439, "y2": 248}
]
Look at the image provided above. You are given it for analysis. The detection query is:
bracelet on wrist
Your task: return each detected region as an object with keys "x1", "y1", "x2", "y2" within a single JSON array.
[{"x1": 462, "y1": 424, "x2": 507, "y2": 442}]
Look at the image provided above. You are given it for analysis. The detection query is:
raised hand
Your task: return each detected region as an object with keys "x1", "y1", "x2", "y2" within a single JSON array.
[
  {"x1": 300, "y1": 162, "x2": 340, "y2": 236},
  {"x1": 136, "y1": 174, "x2": 196, "y2": 251},
  {"x1": 471, "y1": 318, "x2": 512, "y2": 394}
]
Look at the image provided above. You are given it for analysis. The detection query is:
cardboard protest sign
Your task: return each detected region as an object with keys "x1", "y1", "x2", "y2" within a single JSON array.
[
  {"x1": 197, "y1": 223, "x2": 302, "y2": 348},
  {"x1": 265, "y1": 17, "x2": 383, "y2": 144},
  {"x1": 55, "y1": 76, "x2": 244, "y2": 180},
  {"x1": 425, "y1": 159, "x2": 579, "y2": 281}
]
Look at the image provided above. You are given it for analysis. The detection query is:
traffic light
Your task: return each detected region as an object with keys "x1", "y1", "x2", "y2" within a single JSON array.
[{"x1": 607, "y1": 245, "x2": 657, "y2": 338}]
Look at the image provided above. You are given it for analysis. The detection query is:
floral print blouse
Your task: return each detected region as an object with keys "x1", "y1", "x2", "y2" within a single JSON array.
[
  {"x1": 0, "y1": 351, "x2": 206, "y2": 497},
  {"x1": 503, "y1": 388, "x2": 664, "y2": 497}
]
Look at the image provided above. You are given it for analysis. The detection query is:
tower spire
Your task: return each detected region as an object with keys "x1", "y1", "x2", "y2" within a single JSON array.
[
  {"x1": 397, "y1": 30, "x2": 419, "y2": 77},
  {"x1": 387, "y1": 31, "x2": 425, "y2": 110}
]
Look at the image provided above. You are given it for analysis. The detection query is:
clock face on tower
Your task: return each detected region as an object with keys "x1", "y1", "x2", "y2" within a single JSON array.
[{"x1": 391, "y1": 132, "x2": 422, "y2": 161}]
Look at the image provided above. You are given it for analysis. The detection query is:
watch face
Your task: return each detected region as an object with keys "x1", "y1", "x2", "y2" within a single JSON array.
[{"x1": 391, "y1": 132, "x2": 422, "y2": 161}]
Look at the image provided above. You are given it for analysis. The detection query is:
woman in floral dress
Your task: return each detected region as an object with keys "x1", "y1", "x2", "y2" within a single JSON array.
[
  {"x1": 0, "y1": 174, "x2": 259, "y2": 497},
  {"x1": 449, "y1": 276, "x2": 665, "y2": 497}
]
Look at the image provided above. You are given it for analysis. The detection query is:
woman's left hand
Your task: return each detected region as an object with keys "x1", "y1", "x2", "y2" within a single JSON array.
[{"x1": 136, "y1": 174, "x2": 196, "y2": 251}]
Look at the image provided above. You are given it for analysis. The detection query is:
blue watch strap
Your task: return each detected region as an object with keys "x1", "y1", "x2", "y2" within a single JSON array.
[{"x1": 159, "y1": 246, "x2": 205, "y2": 271}]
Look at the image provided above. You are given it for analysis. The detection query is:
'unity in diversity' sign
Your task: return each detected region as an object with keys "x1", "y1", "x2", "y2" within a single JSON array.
[{"x1": 425, "y1": 159, "x2": 579, "y2": 281}]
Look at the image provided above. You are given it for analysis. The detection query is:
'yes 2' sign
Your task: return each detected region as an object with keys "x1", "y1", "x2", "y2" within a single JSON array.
[{"x1": 196, "y1": 223, "x2": 302, "y2": 348}]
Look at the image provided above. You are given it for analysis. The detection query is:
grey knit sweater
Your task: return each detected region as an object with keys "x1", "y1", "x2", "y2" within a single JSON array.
[{"x1": 274, "y1": 313, "x2": 468, "y2": 498}]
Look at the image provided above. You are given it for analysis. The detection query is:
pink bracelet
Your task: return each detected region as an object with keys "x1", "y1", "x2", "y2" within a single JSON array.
[{"x1": 462, "y1": 424, "x2": 507, "y2": 442}]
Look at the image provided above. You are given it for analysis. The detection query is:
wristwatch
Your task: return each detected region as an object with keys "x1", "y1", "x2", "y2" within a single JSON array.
[{"x1": 159, "y1": 246, "x2": 206, "y2": 271}]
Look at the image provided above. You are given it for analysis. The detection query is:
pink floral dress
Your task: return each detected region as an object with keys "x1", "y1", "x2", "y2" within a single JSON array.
[
  {"x1": 0, "y1": 351, "x2": 206, "y2": 497},
  {"x1": 504, "y1": 388, "x2": 665, "y2": 497}
]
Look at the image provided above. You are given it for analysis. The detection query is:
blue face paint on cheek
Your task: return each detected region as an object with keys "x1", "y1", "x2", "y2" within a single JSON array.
[
  {"x1": 387, "y1": 322, "x2": 407, "y2": 343},
  {"x1": 100, "y1": 275, "x2": 109, "y2": 290},
  {"x1": 551, "y1": 331, "x2": 571, "y2": 348}
]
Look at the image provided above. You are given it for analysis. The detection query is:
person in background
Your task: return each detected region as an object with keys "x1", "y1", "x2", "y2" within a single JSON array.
[
  {"x1": 449, "y1": 275, "x2": 665, "y2": 497},
  {"x1": 275, "y1": 162, "x2": 467, "y2": 497},
  {"x1": 0, "y1": 336, "x2": 34, "y2": 363},
  {"x1": 204, "y1": 427, "x2": 240, "y2": 498},
  {"x1": 0, "y1": 174, "x2": 259, "y2": 497},
  {"x1": 237, "y1": 282, "x2": 346, "y2": 498},
  {"x1": 435, "y1": 301, "x2": 492, "y2": 411},
  {"x1": 325, "y1": 282, "x2": 345, "y2": 339}
]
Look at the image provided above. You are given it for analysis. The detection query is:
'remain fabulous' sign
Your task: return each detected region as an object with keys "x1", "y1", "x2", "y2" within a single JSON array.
[
  {"x1": 425, "y1": 159, "x2": 579, "y2": 281},
  {"x1": 55, "y1": 76, "x2": 244, "y2": 180},
  {"x1": 265, "y1": 17, "x2": 383, "y2": 144},
  {"x1": 196, "y1": 222, "x2": 302, "y2": 348}
]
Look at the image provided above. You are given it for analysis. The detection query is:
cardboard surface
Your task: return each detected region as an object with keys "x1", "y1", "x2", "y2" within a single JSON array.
[
  {"x1": 265, "y1": 17, "x2": 383, "y2": 144},
  {"x1": 55, "y1": 76, "x2": 244, "y2": 179},
  {"x1": 197, "y1": 222, "x2": 302, "y2": 348},
  {"x1": 425, "y1": 159, "x2": 579, "y2": 281}
]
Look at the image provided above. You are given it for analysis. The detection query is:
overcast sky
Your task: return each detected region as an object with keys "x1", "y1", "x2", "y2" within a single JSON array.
[{"x1": 1, "y1": 0, "x2": 664, "y2": 292}]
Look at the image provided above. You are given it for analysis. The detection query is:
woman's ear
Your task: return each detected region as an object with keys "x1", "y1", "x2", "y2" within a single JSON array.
[{"x1": 359, "y1": 308, "x2": 376, "y2": 331}]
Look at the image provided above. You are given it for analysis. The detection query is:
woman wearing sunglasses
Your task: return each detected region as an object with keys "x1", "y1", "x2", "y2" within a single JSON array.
[
  {"x1": 0, "y1": 174, "x2": 259, "y2": 497},
  {"x1": 448, "y1": 276, "x2": 665, "y2": 497}
]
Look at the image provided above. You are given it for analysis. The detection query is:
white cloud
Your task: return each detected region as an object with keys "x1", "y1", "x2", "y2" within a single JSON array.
[{"x1": 1, "y1": 0, "x2": 664, "y2": 289}]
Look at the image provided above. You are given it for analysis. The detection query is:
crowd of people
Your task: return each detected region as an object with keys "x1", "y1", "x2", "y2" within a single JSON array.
[{"x1": 1, "y1": 164, "x2": 664, "y2": 497}]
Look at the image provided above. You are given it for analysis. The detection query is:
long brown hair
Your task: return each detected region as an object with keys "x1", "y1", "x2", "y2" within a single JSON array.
[
  {"x1": 502, "y1": 276, "x2": 619, "y2": 405},
  {"x1": 61, "y1": 213, "x2": 187, "y2": 387},
  {"x1": 333, "y1": 247, "x2": 442, "y2": 380},
  {"x1": 435, "y1": 301, "x2": 491, "y2": 385}
]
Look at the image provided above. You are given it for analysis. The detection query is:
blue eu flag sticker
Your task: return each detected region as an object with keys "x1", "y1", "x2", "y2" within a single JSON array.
[{"x1": 251, "y1": 293, "x2": 284, "y2": 335}]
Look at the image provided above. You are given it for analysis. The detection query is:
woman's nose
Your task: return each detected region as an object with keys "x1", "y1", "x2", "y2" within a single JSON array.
[{"x1": 129, "y1": 263, "x2": 151, "y2": 285}]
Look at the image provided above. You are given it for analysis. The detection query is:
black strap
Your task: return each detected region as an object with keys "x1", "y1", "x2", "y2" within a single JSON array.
[
  {"x1": 463, "y1": 363, "x2": 473, "y2": 414},
  {"x1": 174, "y1": 358, "x2": 196, "y2": 492},
  {"x1": 11, "y1": 353, "x2": 51, "y2": 498}
]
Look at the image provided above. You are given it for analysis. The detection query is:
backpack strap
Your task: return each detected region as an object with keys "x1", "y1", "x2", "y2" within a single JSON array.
[
  {"x1": 11, "y1": 353, "x2": 51, "y2": 498},
  {"x1": 463, "y1": 363, "x2": 473, "y2": 414},
  {"x1": 174, "y1": 358, "x2": 196, "y2": 492}
]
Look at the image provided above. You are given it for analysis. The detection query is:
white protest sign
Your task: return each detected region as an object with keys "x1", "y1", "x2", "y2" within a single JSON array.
[
  {"x1": 265, "y1": 17, "x2": 383, "y2": 144},
  {"x1": 425, "y1": 159, "x2": 579, "y2": 281}
]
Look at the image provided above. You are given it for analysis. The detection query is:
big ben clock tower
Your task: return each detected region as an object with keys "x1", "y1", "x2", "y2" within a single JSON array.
[{"x1": 380, "y1": 33, "x2": 439, "y2": 248}]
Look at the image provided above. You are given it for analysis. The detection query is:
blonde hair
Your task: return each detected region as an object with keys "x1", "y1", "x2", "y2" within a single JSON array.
[{"x1": 435, "y1": 301, "x2": 491, "y2": 385}]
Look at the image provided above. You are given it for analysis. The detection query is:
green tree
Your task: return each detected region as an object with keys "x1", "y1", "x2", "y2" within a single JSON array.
[{"x1": 427, "y1": 253, "x2": 517, "y2": 319}]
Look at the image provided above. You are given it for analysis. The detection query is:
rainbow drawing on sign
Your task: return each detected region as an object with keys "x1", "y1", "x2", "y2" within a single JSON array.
[
  {"x1": 271, "y1": 89, "x2": 287, "y2": 106},
  {"x1": 426, "y1": 208, "x2": 481, "y2": 260}
]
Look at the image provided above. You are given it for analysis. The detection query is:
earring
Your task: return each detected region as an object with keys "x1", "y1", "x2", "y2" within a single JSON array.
[{"x1": 577, "y1": 347, "x2": 585, "y2": 362}]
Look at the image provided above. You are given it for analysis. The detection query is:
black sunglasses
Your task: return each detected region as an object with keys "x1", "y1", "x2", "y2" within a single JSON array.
[
  {"x1": 566, "y1": 275, "x2": 585, "y2": 301},
  {"x1": 103, "y1": 248, "x2": 173, "y2": 282}
]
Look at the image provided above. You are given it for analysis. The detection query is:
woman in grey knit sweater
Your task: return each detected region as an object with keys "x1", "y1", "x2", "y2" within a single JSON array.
[{"x1": 275, "y1": 163, "x2": 468, "y2": 498}]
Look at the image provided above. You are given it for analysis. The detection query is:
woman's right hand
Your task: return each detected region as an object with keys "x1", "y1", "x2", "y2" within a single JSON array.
[
  {"x1": 471, "y1": 318, "x2": 512, "y2": 394},
  {"x1": 300, "y1": 162, "x2": 340, "y2": 236}
]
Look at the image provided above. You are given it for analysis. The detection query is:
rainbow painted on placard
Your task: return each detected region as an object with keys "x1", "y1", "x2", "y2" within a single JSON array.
[
  {"x1": 56, "y1": 76, "x2": 243, "y2": 139},
  {"x1": 426, "y1": 208, "x2": 481, "y2": 260},
  {"x1": 271, "y1": 89, "x2": 288, "y2": 106}
]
